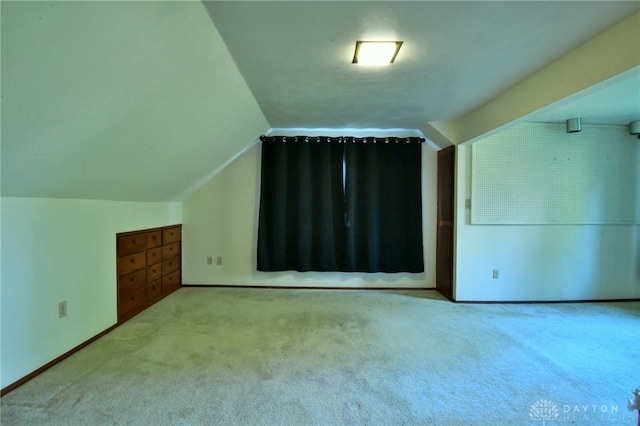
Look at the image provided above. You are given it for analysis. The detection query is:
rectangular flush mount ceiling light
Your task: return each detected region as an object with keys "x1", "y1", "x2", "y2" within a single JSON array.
[{"x1": 352, "y1": 41, "x2": 403, "y2": 65}]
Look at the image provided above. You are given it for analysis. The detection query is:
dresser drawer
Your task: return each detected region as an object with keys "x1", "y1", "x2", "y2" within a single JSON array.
[
  {"x1": 118, "y1": 234, "x2": 147, "y2": 256},
  {"x1": 147, "y1": 263, "x2": 162, "y2": 283},
  {"x1": 146, "y1": 247, "x2": 162, "y2": 265},
  {"x1": 162, "y1": 270, "x2": 181, "y2": 292},
  {"x1": 118, "y1": 287, "x2": 146, "y2": 316},
  {"x1": 162, "y1": 256, "x2": 180, "y2": 275},
  {"x1": 118, "y1": 252, "x2": 146, "y2": 276},
  {"x1": 119, "y1": 269, "x2": 147, "y2": 294},
  {"x1": 163, "y1": 227, "x2": 181, "y2": 244},
  {"x1": 162, "y1": 242, "x2": 180, "y2": 260},
  {"x1": 146, "y1": 279, "x2": 162, "y2": 300},
  {"x1": 117, "y1": 224, "x2": 182, "y2": 323},
  {"x1": 146, "y1": 231, "x2": 162, "y2": 249}
]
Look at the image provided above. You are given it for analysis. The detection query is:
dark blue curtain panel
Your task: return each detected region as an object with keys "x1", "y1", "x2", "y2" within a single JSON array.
[{"x1": 257, "y1": 135, "x2": 424, "y2": 273}]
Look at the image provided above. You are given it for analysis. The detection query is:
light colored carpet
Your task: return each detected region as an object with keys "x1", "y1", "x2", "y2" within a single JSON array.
[{"x1": 1, "y1": 288, "x2": 638, "y2": 425}]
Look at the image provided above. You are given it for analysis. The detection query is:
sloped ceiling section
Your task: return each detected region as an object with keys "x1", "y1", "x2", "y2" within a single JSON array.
[
  {"x1": 204, "y1": 1, "x2": 639, "y2": 147},
  {"x1": 459, "y1": 11, "x2": 640, "y2": 143},
  {"x1": 1, "y1": 1, "x2": 269, "y2": 202}
]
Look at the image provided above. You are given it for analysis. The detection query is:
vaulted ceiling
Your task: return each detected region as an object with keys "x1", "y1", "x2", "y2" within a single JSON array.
[
  {"x1": 2, "y1": 1, "x2": 639, "y2": 202},
  {"x1": 1, "y1": 1, "x2": 269, "y2": 202},
  {"x1": 205, "y1": 1, "x2": 639, "y2": 132}
]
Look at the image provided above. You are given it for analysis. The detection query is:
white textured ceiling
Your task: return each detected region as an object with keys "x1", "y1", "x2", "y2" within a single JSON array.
[
  {"x1": 1, "y1": 1, "x2": 269, "y2": 201},
  {"x1": 2, "y1": 1, "x2": 638, "y2": 202},
  {"x1": 205, "y1": 1, "x2": 639, "y2": 131}
]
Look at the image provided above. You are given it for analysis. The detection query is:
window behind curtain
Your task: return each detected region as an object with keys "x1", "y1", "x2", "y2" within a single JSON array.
[
  {"x1": 257, "y1": 137, "x2": 346, "y2": 271},
  {"x1": 257, "y1": 136, "x2": 424, "y2": 273},
  {"x1": 343, "y1": 139, "x2": 424, "y2": 272}
]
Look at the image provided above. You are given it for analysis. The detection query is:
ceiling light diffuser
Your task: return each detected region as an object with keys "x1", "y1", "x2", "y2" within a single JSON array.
[{"x1": 352, "y1": 41, "x2": 403, "y2": 65}]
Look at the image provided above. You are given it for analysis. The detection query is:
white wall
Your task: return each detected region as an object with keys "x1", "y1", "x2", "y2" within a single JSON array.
[
  {"x1": 0, "y1": 197, "x2": 181, "y2": 388},
  {"x1": 2, "y1": 1, "x2": 269, "y2": 202},
  {"x1": 182, "y1": 141, "x2": 438, "y2": 289},
  {"x1": 454, "y1": 123, "x2": 640, "y2": 301}
]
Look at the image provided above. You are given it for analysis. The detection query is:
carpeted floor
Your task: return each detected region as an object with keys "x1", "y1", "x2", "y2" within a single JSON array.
[{"x1": 1, "y1": 287, "x2": 639, "y2": 425}]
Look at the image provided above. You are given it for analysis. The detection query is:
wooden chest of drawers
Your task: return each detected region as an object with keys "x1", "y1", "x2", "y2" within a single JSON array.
[{"x1": 116, "y1": 225, "x2": 182, "y2": 323}]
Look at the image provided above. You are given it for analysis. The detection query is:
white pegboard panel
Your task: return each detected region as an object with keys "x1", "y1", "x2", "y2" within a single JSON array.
[{"x1": 471, "y1": 123, "x2": 638, "y2": 224}]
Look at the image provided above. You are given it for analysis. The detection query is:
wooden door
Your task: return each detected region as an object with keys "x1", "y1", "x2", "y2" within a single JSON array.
[{"x1": 436, "y1": 146, "x2": 455, "y2": 300}]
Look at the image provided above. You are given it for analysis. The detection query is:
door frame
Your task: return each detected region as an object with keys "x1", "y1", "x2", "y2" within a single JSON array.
[{"x1": 436, "y1": 145, "x2": 455, "y2": 301}]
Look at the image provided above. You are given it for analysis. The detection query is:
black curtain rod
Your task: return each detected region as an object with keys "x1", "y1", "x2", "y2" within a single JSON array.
[{"x1": 260, "y1": 135, "x2": 426, "y2": 143}]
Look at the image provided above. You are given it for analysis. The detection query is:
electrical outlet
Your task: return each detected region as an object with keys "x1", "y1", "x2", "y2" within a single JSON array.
[
  {"x1": 207, "y1": 256, "x2": 213, "y2": 265},
  {"x1": 492, "y1": 269, "x2": 499, "y2": 280},
  {"x1": 216, "y1": 256, "x2": 223, "y2": 265},
  {"x1": 58, "y1": 300, "x2": 67, "y2": 318}
]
